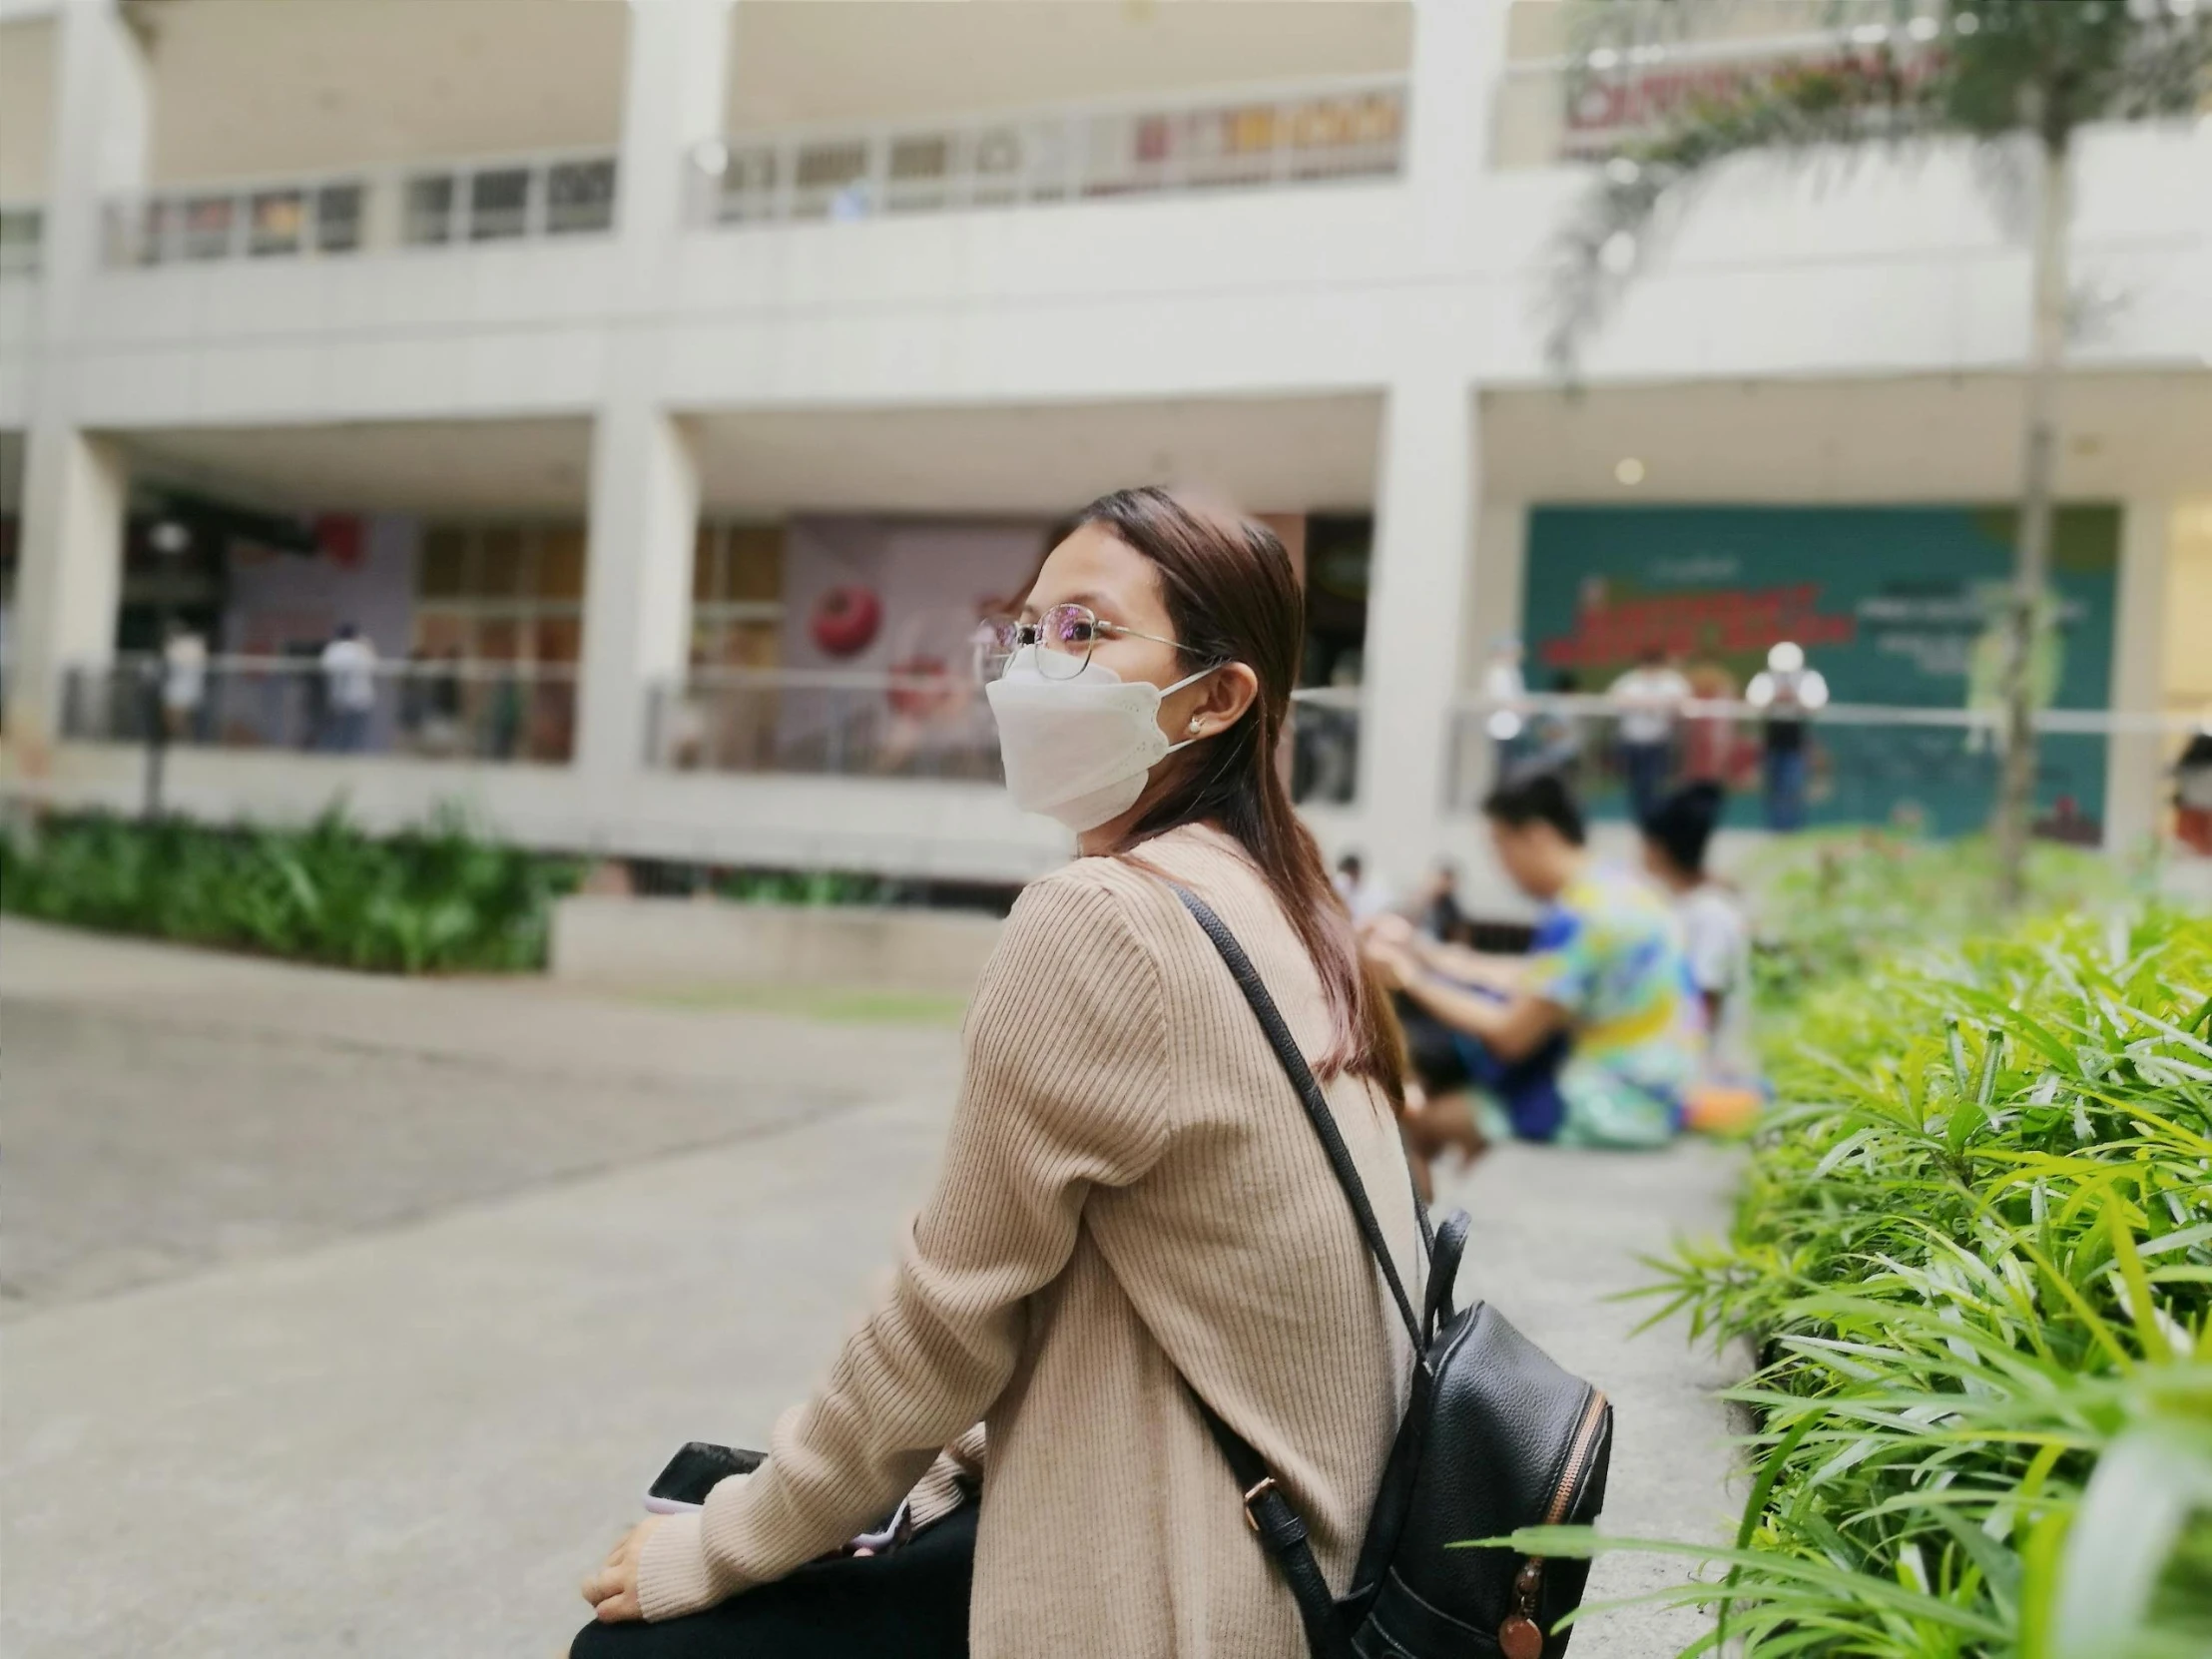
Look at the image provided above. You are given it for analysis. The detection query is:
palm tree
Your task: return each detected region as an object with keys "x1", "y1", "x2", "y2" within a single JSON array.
[{"x1": 1544, "y1": 0, "x2": 2210, "y2": 907}]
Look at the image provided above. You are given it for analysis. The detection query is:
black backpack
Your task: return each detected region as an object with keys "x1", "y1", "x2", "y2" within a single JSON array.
[{"x1": 1173, "y1": 887, "x2": 1614, "y2": 1659}]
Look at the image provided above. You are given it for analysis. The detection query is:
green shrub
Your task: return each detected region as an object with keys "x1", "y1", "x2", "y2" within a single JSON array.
[
  {"x1": 0, "y1": 807, "x2": 578, "y2": 973},
  {"x1": 1502, "y1": 906, "x2": 2212, "y2": 1659},
  {"x1": 712, "y1": 866, "x2": 892, "y2": 906},
  {"x1": 1742, "y1": 830, "x2": 2137, "y2": 1005}
]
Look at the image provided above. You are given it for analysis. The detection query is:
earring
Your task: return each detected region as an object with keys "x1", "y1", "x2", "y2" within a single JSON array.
[{"x1": 1188, "y1": 716, "x2": 1204, "y2": 735}]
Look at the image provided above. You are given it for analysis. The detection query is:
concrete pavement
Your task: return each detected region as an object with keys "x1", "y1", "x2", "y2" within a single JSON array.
[{"x1": 2, "y1": 918, "x2": 1741, "y2": 1658}]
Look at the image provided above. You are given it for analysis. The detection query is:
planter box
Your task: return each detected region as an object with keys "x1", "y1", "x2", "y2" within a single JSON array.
[{"x1": 550, "y1": 894, "x2": 1004, "y2": 996}]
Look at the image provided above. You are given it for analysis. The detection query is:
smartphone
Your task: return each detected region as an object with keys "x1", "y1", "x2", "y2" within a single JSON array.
[{"x1": 645, "y1": 1441, "x2": 765, "y2": 1514}]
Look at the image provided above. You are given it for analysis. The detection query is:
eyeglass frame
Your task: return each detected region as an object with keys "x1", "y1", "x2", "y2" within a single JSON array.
[{"x1": 978, "y1": 602, "x2": 1214, "y2": 683}]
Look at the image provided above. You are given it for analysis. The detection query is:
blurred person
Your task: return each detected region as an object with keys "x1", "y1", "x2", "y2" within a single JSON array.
[
  {"x1": 1746, "y1": 641, "x2": 1829, "y2": 831},
  {"x1": 2171, "y1": 729, "x2": 2212, "y2": 855},
  {"x1": 1479, "y1": 634, "x2": 1527, "y2": 775},
  {"x1": 575, "y1": 488, "x2": 1421, "y2": 1657},
  {"x1": 423, "y1": 648, "x2": 465, "y2": 757},
  {"x1": 1607, "y1": 646, "x2": 1691, "y2": 823},
  {"x1": 1638, "y1": 782, "x2": 1752, "y2": 1082},
  {"x1": 160, "y1": 618, "x2": 207, "y2": 741},
  {"x1": 1680, "y1": 660, "x2": 1738, "y2": 786},
  {"x1": 1364, "y1": 770, "x2": 1694, "y2": 1153},
  {"x1": 317, "y1": 623, "x2": 377, "y2": 753},
  {"x1": 1333, "y1": 849, "x2": 1390, "y2": 922},
  {"x1": 1525, "y1": 669, "x2": 1589, "y2": 787},
  {"x1": 1412, "y1": 858, "x2": 1466, "y2": 944}
]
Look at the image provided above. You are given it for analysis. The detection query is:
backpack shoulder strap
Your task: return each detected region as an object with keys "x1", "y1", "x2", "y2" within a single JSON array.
[
  {"x1": 1170, "y1": 883, "x2": 1425, "y2": 1350},
  {"x1": 1167, "y1": 883, "x2": 1434, "y2": 1658}
]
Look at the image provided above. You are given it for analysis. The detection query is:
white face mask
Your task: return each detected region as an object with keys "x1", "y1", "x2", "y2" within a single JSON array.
[{"x1": 984, "y1": 646, "x2": 1216, "y2": 832}]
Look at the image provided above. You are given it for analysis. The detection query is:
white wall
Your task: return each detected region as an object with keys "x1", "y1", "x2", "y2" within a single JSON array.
[
  {"x1": 728, "y1": 0, "x2": 1412, "y2": 131},
  {"x1": 138, "y1": 0, "x2": 629, "y2": 183},
  {"x1": 0, "y1": 17, "x2": 55, "y2": 197}
]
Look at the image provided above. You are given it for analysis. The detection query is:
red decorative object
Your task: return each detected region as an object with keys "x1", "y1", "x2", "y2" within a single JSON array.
[
  {"x1": 313, "y1": 513, "x2": 365, "y2": 569},
  {"x1": 810, "y1": 584, "x2": 882, "y2": 658}
]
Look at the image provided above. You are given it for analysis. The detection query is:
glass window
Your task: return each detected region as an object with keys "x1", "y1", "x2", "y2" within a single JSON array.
[
  {"x1": 479, "y1": 527, "x2": 527, "y2": 596},
  {"x1": 184, "y1": 195, "x2": 236, "y2": 261},
  {"x1": 413, "y1": 609, "x2": 471, "y2": 658},
  {"x1": 249, "y1": 191, "x2": 305, "y2": 257},
  {"x1": 726, "y1": 526, "x2": 784, "y2": 602},
  {"x1": 537, "y1": 528, "x2": 586, "y2": 599},
  {"x1": 0, "y1": 206, "x2": 42, "y2": 273},
  {"x1": 534, "y1": 615, "x2": 582, "y2": 664},
  {"x1": 419, "y1": 528, "x2": 470, "y2": 598},
  {"x1": 137, "y1": 200, "x2": 176, "y2": 266},
  {"x1": 314, "y1": 184, "x2": 364, "y2": 254},
  {"x1": 468, "y1": 168, "x2": 531, "y2": 241},
  {"x1": 475, "y1": 617, "x2": 521, "y2": 662},
  {"x1": 693, "y1": 526, "x2": 724, "y2": 602},
  {"x1": 546, "y1": 159, "x2": 616, "y2": 235},
  {"x1": 403, "y1": 176, "x2": 455, "y2": 245}
]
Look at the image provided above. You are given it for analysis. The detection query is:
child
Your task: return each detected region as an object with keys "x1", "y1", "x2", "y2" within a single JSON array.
[{"x1": 1639, "y1": 782, "x2": 1762, "y2": 1128}]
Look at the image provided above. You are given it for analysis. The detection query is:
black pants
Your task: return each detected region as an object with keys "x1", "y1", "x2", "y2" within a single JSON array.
[{"x1": 569, "y1": 1505, "x2": 974, "y2": 1659}]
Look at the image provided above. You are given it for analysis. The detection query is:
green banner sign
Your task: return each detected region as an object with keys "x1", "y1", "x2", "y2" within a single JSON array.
[{"x1": 1522, "y1": 505, "x2": 2118, "y2": 836}]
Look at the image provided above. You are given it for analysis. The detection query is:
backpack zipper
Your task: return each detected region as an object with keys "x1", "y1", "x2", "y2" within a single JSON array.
[{"x1": 1497, "y1": 1386, "x2": 1608, "y2": 1659}]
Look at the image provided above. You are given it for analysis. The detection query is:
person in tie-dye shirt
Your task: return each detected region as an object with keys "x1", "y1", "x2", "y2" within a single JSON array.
[{"x1": 1366, "y1": 771, "x2": 1695, "y2": 1149}]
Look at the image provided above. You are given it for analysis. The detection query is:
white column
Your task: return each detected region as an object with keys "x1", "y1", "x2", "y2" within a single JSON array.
[
  {"x1": 576, "y1": 396, "x2": 702, "y2": 777},
  {"x1": 2104, "y1": 499, "x2": 2170, "y2": 854},
  {"x1": 571, "y1": 0, "x2": 732, "y2": 779},
  {"x1": 5, "y1": 0, "x2": 148, "y2": 756},
  {"x1": 1358, "y1": 370, "x2": 1478, "y2": 889},
  {"x1": 614, "y1": 0, "x2": 732, "y2": 267},
  {"x1": 7, "y1": 429, "x2": 129, "y2": 749},
  {"x1": 1351, "y1": 0, "x2": 1509, "y2": 890},
  {"x1": 1404, "y1": 0, "x2": 1509, "y2": 263}
]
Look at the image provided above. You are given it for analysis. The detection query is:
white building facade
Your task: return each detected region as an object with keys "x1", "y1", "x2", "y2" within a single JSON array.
[{"x1": 2, "y1": 0, "x2": 2207, "y2": 894}]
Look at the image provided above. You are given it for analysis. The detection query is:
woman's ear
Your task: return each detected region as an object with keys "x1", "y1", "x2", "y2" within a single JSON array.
[{"x1": 1196, "y1": 663, "x2": 1261, "y2": 733}]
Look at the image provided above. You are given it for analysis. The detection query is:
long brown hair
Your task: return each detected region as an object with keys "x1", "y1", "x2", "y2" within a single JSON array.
[{"x1": 1076, "y1": 487, "x2": 1405, "y2": 1102}]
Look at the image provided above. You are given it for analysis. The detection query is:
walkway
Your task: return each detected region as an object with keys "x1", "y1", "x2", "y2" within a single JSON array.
[{"x1": 2, "y1": 918, "x2": 1741, "y2": 1658}]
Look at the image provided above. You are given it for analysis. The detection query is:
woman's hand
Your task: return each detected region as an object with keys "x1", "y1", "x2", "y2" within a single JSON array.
[{"x1": 581, "y1": 1517, "x2": 664, "y2": 1623}]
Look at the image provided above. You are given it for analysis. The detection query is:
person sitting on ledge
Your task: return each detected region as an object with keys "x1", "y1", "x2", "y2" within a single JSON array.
[{"x1": 1363, "y1": 769, "x2": 1695, "y2": 1152}]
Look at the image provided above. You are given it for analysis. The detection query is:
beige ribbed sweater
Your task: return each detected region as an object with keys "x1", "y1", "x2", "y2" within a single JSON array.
[{"x1": 637, "y1": 823, "x2": 1423, "y2": 1655}]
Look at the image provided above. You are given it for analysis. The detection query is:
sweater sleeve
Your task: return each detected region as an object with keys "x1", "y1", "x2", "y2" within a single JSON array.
[{"x1": 636, "y1": 868, "x2": 1173, "y2": 1621}]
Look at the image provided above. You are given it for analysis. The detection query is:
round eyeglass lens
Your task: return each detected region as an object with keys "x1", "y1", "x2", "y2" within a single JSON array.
[{"x1": 1035, "y1": 604, "x2": 1097, "y2": 679}]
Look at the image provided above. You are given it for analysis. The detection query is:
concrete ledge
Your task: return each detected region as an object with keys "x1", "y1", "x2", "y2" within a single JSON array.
[{"x1": 550, "y1": 894, "x2": 1005, "y2": 996}]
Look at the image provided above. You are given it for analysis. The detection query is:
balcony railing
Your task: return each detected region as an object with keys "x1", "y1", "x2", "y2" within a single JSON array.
[
  {"x1": 1446, "y1": 691, "x2": 2212, "y2": 855},
  {"x1": 101, "y1": 150, "x2": 618, "y2": 269},
  {"x1": 646, "y1": 672, "x2": 1377, "y2": 798},
  {"x1": 1494, "y1": 0, "x2": 1944, "y2": 167},
  {"x1": 61, "y1": 655, "x2": 577, "y2": 765},
  {"x1": 649, "y1": 670, "x2": 1005, "y2": 782},
  {"x1": 0, "y1": 203, "x2": 42, "y2": 276},
  {"x1": 690, "y1": 74, "x2": 1407, "y2": 227}
]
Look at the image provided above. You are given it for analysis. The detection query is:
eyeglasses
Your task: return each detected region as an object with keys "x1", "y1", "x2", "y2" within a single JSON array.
[{"x1": 975, "y1": 603, "x2": 1196, "y2": 683}]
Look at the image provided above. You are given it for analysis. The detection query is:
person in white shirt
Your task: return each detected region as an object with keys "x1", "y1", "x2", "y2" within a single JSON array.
[
  {"x1": 1608, "y1": 647, "x2": 1692, "y2": 823},
  {"x1": 1745, "y1": 640, "x2": 1830, "y2": 831},
  {"x1": 161, "y1": 621, "x2": 208, "y2": 740},
  {"x1": 1638, "y1": 781, "x2": 1754, "y2": 1081},
  {"x1": 318, "y1": 624, "x2": 379, "y2": 753},
  {"x1": 1479, "y1": 635, "x2": 1528, "y2": 763},
  {"x1": 1331, "y1": 851, "x2": 1390, "y2": 923}
]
